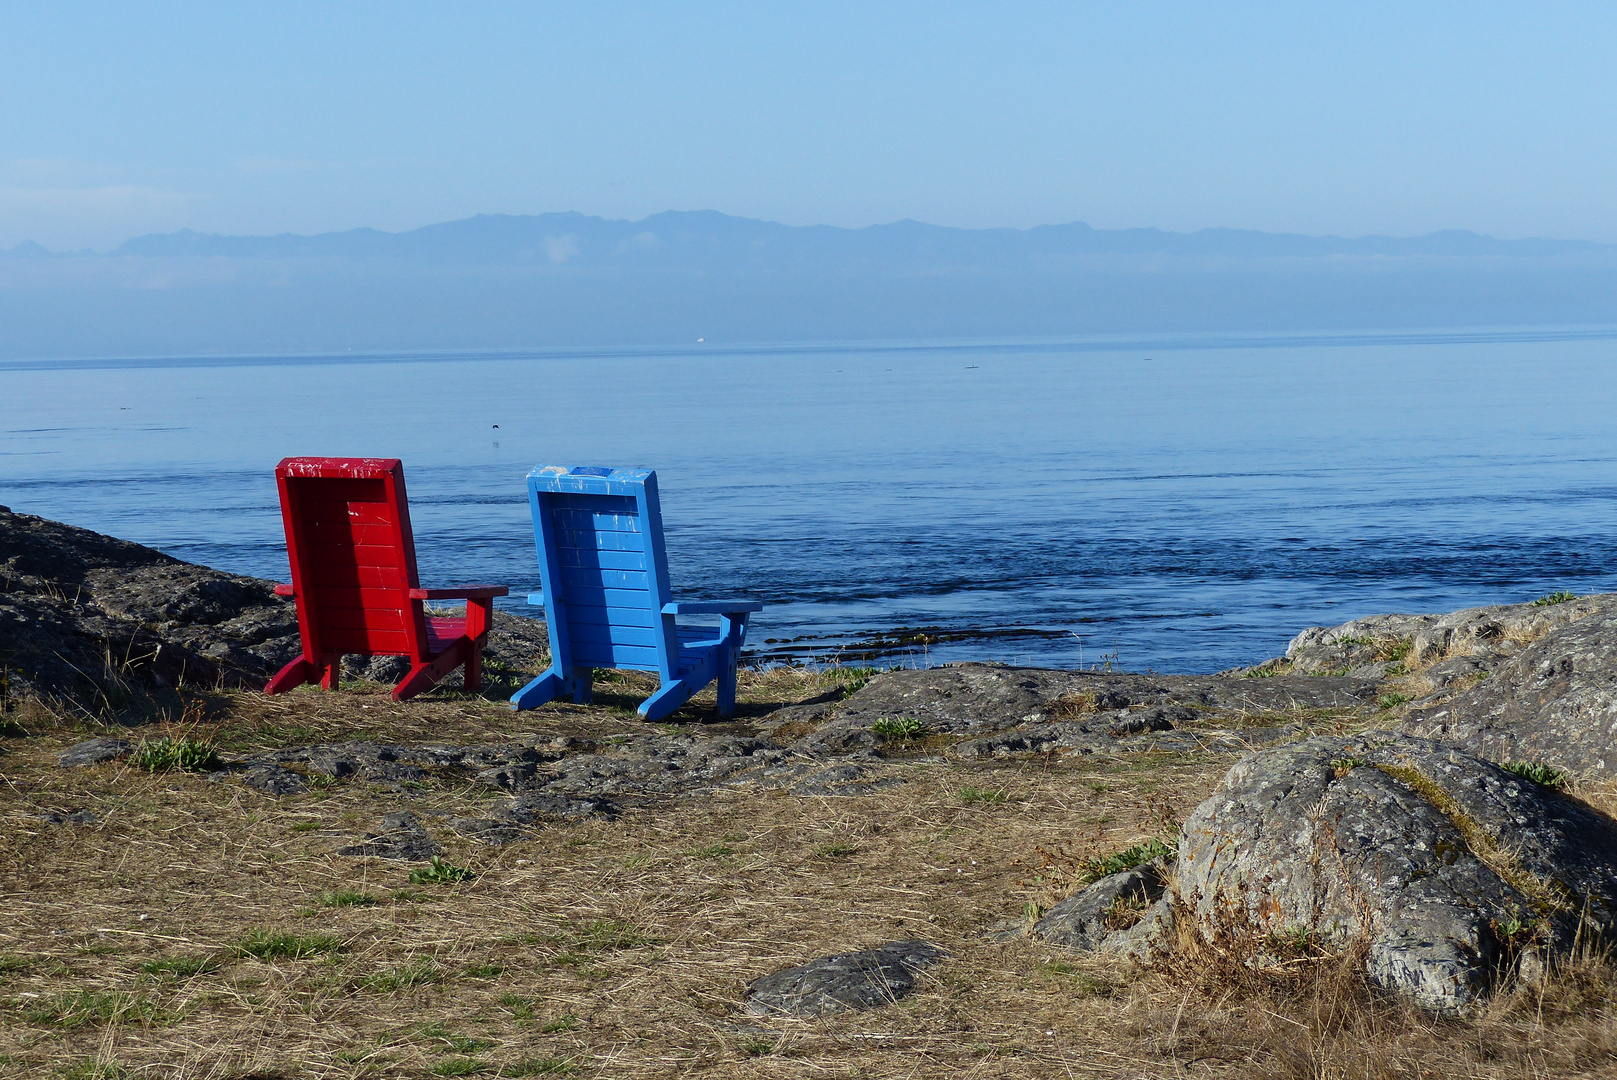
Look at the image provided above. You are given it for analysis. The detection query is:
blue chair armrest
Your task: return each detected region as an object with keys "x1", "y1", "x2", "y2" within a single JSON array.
[
  {"x1": 526, "y1": 591, "x2": 545, "y2": 606},
  {"x1": 661, "y1": 601, "x2": 764, "y2": 615}
]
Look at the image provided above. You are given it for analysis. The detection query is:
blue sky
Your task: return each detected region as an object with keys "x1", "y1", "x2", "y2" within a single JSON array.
[{"x1": 4, "y1": 2, "x2": 1615, "y2": 250}]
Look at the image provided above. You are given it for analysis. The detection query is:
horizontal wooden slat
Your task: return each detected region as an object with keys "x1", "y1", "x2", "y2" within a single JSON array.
[
  {"x1": 560, "y1": 586, "x2": 654, "y2": 611},
  {"x1": 295, "y1": 499, "x2": 396, "y2": 527},
  {"x1": 322, "y1": 628, "x2": 411, "y2": 654},
  {"x1": 558, "y1": 548, "x2": 646, "y2": 572},
  {"x1": 548, "y1": 492, "x2": 637, "y2": 514},
  {"x1": 569, "y1": 622, "x2": 659, "y2": 648},
  {"x1": 558, "y1": 565, "x2": 649, "y2": 592},
  {"x1": 551, "y1": 508, "x2": 641, "y2": 534},
  {"x1": 307, "y1": 564, "x2": 408, "y2": 589},
  {"x1": 557, "y1": 530, "x2": 645, "y2": 553},
  {"x1": 302, "y1": 521, "x2": 397, "y2": 547},
  {"x1": 301, "y1": 542, "x2": 402, "y2": 569},
  {"x1": 317, "y1": 606, "x2": 408, "y2": 632},
  {"x1": 304, "y1": 586, "x2": 410, "y2": 611},
  {"x1": 563, "y1": 603, "x2": 656, "y2": 628},
  {"x1": 571, "y1": 643, "x2": 660, "y2": 670}
]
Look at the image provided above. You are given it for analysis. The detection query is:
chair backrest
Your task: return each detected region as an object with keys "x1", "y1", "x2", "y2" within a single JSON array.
[
  {"x1": 275, "y1": 457, "x2": 425, "y2": 659},
  {"x1": 525, "y1": 466, "x2": 675, "y2": 677}
]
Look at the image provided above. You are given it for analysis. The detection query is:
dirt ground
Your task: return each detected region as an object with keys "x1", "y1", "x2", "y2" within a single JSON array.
[{"x1": 2, "y1": 670, "x2": 1615, "y2": 1080}]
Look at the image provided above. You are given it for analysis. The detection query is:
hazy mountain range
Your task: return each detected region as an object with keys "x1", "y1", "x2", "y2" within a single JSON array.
[{"x1": 4, "y1": 211, "x2": 1616, "y2": 359}]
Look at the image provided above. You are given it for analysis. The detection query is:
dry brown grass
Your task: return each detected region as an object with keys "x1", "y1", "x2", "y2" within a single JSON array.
[{"x1": 2, "y1": 675, "x2": 1615, "y2": 1079}]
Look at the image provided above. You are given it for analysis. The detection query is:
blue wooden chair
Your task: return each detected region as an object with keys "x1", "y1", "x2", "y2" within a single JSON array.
[{"x1": 509, "y1": 466, "x2": 763, "y2": 721}]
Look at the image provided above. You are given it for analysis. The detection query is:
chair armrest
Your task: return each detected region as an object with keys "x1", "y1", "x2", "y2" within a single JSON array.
[
  {"x1": 661, "y1": 601, "x2": 764, "y2": 615},
  {"x1": 273, "y1": 583, "x2": 296, "y2": 597},
  {"x1": 408, "y1": 586, "x2": 510, "y2": 601}
]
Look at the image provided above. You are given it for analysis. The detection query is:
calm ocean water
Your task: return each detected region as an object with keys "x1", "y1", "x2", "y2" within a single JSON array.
[{"x1": 5, "y1": 329, "x2": 1617, "y2": 673}]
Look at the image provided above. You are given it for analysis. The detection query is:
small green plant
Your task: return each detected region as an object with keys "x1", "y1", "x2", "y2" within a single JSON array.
[
  {"x1": 232, "y1": 930, "x2": 343, "y2": 960},
  {"x1": 390, "y1": 888, "x2": 433, "y2": 903},
  {"x1": 871, "y1": 716, "x2": 926, "y2": 739},
  {"x1": 446, "y1": 1037, "x2": 496, "y2": 1054},
  {"x1": 1505, "y1": 761, "x2": 1571, "y2": 789},
  {"x1": 319, "y1": 889, "x2": 381, "y2": 907},
  {"x1": 138, "y1": 954, "x2": 219, "y2": 978},
  {"x1": 288, "y1": 820, "x2": 321, "y2": 832},
  {"x1": 740, "y1": 1036, "x2": 776, "y2": 1056},
  {"x1": 410, "y1": 857, "x2": 476, "y2": 885},
  {"x1": 1376, "y1": 692, "x2": 1412, "y2": 711},
  {"x1": 462, "y1": 962, "x2": 503, "y2": 979},
  {"x1": 1074, "y1": 836, "x2": 1176, "y2": 886},
  {"x1": 539, "y1": 1014, "x2": 579, "y2": 1034},
  {"x1": 0, "y1": 953, "x2": 33, "y2": 977},
  {"x1": 574, "y1": 920, "x2": 658, "y2": 951},
  {"x1": 358, "y1": 959, "x2": 445, "y2": 991},
  {"x1": 501, "y1": 1060, "x2": 576, "y2": 1077},
  {"x1": 1533, "y1": 590, "x2": 1577, "y2": 606},
  {"x1": 686, "y1": 842, "x2": 734, "y2": 859},
  {"x1": 958, "y1": 786, "x2": 1007, "y2": 805},
  {"x1": 1330, "y1": 757, "x2": 1365, "y2": 776},
  {"x1": 813, "y1": 841, "x2": 857, "y2": 858},
  {"x1": 130, "y1": 736, "x2": 219, "y2": 772},
  {"x1": 431, "y1": 1060, "x2": 490, "y2": 1077},
  {"x1": 23, "y1": 989, "x2": 164, "y2": 1028},
  {"x1": 824, "y1": 665, "x2": 880, "y2": 697},
  {"x1": 500, "y1": 994, "x2": 536, "y2": 1021}
]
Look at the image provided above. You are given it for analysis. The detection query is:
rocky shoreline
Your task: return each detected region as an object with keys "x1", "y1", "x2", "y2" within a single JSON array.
[{"x1": 7, "y1": 504, "x2": 1617, "y2": 1021}]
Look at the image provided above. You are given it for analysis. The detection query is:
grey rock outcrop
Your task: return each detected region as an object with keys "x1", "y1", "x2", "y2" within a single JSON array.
[
  {"x1": 1405, "y1": 607, "x2": 1617, "y2": 776},
  {"x1": 57, "y1": 737, "x2": 133, "y2": 767},
  {"x1": 1168, "y1": 734, "x2": 1617, "y2": 1014},
  {"x1": 744, "y1": 941, "x2": 946, "y2": 1016},
  {"x1": 337, "y1": 810, "x2": 443, "y2": 861},
  {"x1": 1034, "y1": 860, "x2": 1169, "y2": 953},
  {"x1": 1251, "y1": 594, "x2": 1615, "y2": 683}
]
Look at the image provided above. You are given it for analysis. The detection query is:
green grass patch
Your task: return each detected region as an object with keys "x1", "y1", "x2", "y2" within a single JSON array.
[
  {"x1": 686, "y1": 842, "x2": 734, "y2": 859},
  {"x1": 130, "y1": 736, "x2": 220, "y2": 772},
  {"x1": 1376, "y1": 692, "x2": 1413, "y2": 711},
  {"x1": 958, "y1": 785, "x2": 1007, "y2": 805},
  {"x1": 499, "y1": 994, "x2": 536, "y2": 1021},
  {"x1": 358, "y1": 959, "x2": 446, "y2": 992},
  {"x1": 23, "y1": 989, "x2": 165, "y2": 1028},
  {"x1": 574, "y1": 920, "x2": 659, "y2": 951},
  {"x1": 823, "y1": 665, "x2": 880, "y2": 697},
  {"x1": 138, "y1": 954, "x2": 218, "y2": 979},
  {"x1": 741, "y1": 1036, "x2": 777, "y2": 1056},
  {"x1": 0, "y1": 954, "x2": 33, "y2": 977},
  {"x1": 1505, "y1": 761, "x2": 1572, "y2": 789},
  {"x1": 462, "y1": 962, "x2": 503, "y2": 979},
  {"x1": 813, "y1": 841, "x2": 857, "y2": 858},
  {"x1": 1075, "y1": 836, "x2": 1176, "y2": 886},
  {"x1": 232, "y1": 930, "x2": 343, "y2": 961},
  {"x1": 288, "y1": 820, "x2": 321, "y2": 832},
  {"x1": 1533, "y1": 590, "x2": 1577, "y2": 606},
  {"x1": 871, "y1": 716, "x2": 927, "y2": 739},
  {"x1": 431, "y1": 1060, "x2": 491, "y2": 1077},
  {"x1": 57, "y1": 1060, "x2": 133, "y2": 1080},
  {"x1": 539, "y1": 1014, "x2": 579, "y2": 1034},
  {"x1": 410, "y1": 857, "x2": 476, "y2": 885}
]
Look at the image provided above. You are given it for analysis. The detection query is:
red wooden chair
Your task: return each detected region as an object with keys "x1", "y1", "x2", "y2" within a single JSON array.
[{"x1": 264, "y1": 457, "x2": 508, "y2": 701}]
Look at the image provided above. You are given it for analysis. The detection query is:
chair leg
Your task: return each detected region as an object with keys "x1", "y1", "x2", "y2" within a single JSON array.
[
  {"x1": 638, "y1": 679, "x2": 694, "y2": 722},
  {"x1": 391, "y1": 640, "x2": 471, "y2": 702},
  {"x1": 511, "y1": 667, "x2": 566, "y2": 711},
  {"x1": 716, "y1": 658, "x2": 737, "y2": 718},
  {"x1": 265, "y1": 656, "x2": 318, "y2": 695},
  {"x1": 320, "y1": 657, "x2": 341, "y2": 690},
  {"x1": 464, "y1": 643, "x2": 483, "y2": 693}
]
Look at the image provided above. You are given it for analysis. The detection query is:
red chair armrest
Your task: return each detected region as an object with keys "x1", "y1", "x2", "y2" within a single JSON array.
[
  {"x1": 273, "y1": 583, "x2": 296, "y2": 597},
  {"x1": 407, "y1": 586, "x2": 509, "y2": 601}
]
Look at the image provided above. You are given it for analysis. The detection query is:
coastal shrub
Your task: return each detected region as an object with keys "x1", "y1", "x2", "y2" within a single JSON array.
[
  {"x1": 1075, "y1": 836, "x2": 1176, "y2": 886},
  {"x1": 130, "y1": 736, "x2": 219, "y2": 772},
  {"x1": 1505, "y1": 761, "x2": 1571, "y2": 789},
  {"x1": 1533, "y1": 590, "x2": 1577, "y2": 606},
  {"x1": 410, "y1": 857, "x2": 476, "y2": 885},
  {"x1": 872, "y1": 716, "x2": 926, "y2": 739}
]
